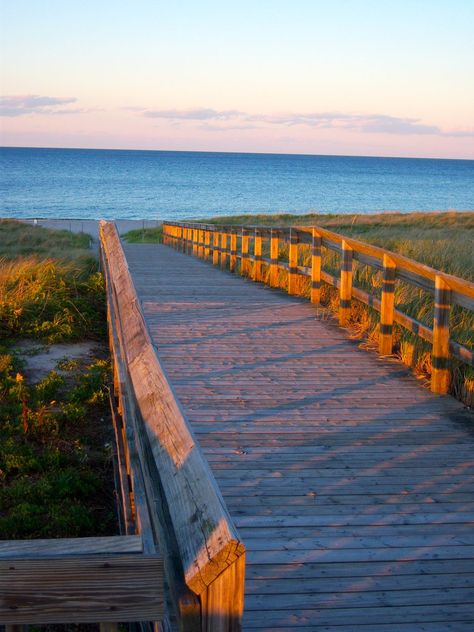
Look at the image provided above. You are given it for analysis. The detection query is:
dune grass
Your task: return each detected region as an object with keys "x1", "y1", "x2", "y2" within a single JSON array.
[
  {"x1": 123, "y1": 224, "x2": 163, "y2": 244},
  {"x1": 0, "y1": 220, "x2": 116, "y2": 539}
]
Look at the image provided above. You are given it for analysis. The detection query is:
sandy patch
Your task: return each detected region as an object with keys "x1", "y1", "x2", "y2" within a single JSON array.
[{"x1": 14, "y1": 340, "x2": 100, "y2": 382}]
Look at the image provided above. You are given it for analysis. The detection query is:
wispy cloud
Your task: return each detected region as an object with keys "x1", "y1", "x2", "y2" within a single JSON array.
[
  {"x1": 141, "y1": 106, "x2": 474, "y2": 137},
  {"x1": 199, "y1": 123, "x2": 260, "y2": 132},
  {"x1": 0, "y1": 94, "x2": 79, "y2": 117},
  {"x1": 144, "y1": 108, "x2": 244, "y2": 121}
]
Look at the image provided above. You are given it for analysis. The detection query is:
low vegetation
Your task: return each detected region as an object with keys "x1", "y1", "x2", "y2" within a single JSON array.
[
  {"x1": 123, "y1": 224, "x2": 163, "y2": 244},
  {"x1": 0, "y1": 219, "x2": 117, "y2": 539},
  {"x1": 126, "y1": 211, "x2": 474, "y2": 404}
]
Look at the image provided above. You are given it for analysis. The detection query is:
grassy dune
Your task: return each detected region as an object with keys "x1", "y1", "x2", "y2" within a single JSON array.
[{"x1": 0, "y1": 219, "x2": 116, "y2": 539}]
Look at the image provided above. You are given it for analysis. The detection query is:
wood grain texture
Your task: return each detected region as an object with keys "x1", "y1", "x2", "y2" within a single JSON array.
[
  {"x1": 100, "y1": 223, "x2": 245, "y2": 611},
  {"x1": 125, "y1": 239, "x2": 474, "y2": 630},
  {"x1": 0, "y1": 555, "x2": 163, "y2": 625},
  {"x1": 0, "y1": 536, "x2": 142, "y2": 558}
]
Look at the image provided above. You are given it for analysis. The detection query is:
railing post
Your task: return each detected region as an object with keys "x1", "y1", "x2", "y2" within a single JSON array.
[
  {"x1": 221, "y1": 229, "x2": 228, "y2": 268},
  {"x1": 288, "y1": 228, "x2": 298, "y2": 295},
  {"x1": 339, "y1": 240, "x2": 353, "y2": 326},
  {"x1": 379, "y1": 254, "x2": 396, "y2": 355},
  {"x1": 197, "y1": 228, "x2": 202, "y2": 258},
  {"x1": 199, "y1": 228, "x2": 205, "y2": 258},
  {"x1": 213, "y1": 229, "x2": 220, "y2": 265},
  {"x1": 193, "y1": 225, "x2": 198, "y2": 257},
  {"x1": 311, "y1": 228, "x2": 322, "y2": 305},
  {"x1": 253, "y1": 228, "x2": 262, "y2": 282},
  {"x1": 432, "y1": 275, "x2": 451, "y2": 394},
  {"x1": 230, "y1": 228, "x2": 237, "y2": 272},
  {"x1": 204, "y1": 227, "x2": 211, "y2": 260},
  {"x1": 188, "y1": 226, "x2": 192, "y2": 254},
  {"x1": 182, "y1": 225, "x2": 187, "y2": 253},
  {"x1": 241, "y1": 228, "x2": 249, "y2": 276},
  {"x1": 270, "y1": 229, "x2": 279, "y2": 287}
]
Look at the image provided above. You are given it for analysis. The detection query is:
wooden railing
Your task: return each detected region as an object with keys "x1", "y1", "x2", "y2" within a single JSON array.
[
  {"x1": 0, "y1": 536, "x2": 163, "y2": 630},
  {"x1": 100, "y1": 221, "x2": 245, "y2": 632},
  {"x1": 163, "y1": 221, "x2": 474, "y2": 396}
]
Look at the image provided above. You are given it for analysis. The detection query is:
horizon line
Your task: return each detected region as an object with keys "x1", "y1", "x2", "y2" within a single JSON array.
[{"x1": 1, "y1": 143, "x2": 473, "y2": 162}]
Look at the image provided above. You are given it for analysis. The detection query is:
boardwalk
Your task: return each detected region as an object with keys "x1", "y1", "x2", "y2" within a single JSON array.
[{"x1": 124, "y1": 242, "x2": 474, "y2": 631}]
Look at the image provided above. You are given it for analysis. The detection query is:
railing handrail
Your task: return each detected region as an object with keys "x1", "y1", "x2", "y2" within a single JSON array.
[
  {"x1": 165, "y1": 220, "x2": 474, "y2": 306},
  {"x1": 163, "y1": 220, "x2": 473, "y2": 397},
  {"x1": 100, "y1": 221, "x2": 245, "y2": 631}
]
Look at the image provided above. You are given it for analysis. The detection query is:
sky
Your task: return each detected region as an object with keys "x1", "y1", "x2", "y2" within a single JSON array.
[{"x1": 1, "y1": 0, "x2": 473, "y2": 158}]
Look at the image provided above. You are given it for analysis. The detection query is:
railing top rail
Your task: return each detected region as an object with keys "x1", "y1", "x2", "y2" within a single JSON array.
[
  {"x1": 100, "y1": 220, "x2": 245, "y2": 597},
  {"x1": 164, "y1": 220, "x2": 474, "y2": 302}
]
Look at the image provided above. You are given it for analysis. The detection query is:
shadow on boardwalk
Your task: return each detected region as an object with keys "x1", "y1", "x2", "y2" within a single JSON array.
[{"x1": 125, "y1": 242, "x2": 474, "y2": 631}]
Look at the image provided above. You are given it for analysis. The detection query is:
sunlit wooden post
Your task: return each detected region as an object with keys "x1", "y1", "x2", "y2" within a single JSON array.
[
  {"x1": 192, "y1": 225, "x2": 198, "y2": 257},
  {"x1": 204, "y1": 227, "x2": 211, "y2": 260},
  {"x1": 185, "y1": 226, "x2": 190, "y2": 254},
  {"x1": 221, "y1": 228, "x2": 228, "y2": 268},
  {"x1": 311, "y1": 228, "x2": 322, "y2": 305},
  {"x1": 270, "y1": 229, "x2": 279, "y2": 287},
  {"x1": 432, "y1": 275, "x2": 451, "y2": 394},
  {"x1": 241, "y1": 228, "x2": 249, "y2": 276},
  {"x1": 230, "y1": 228, "x2": 237, "y2": 272},
  {"x1": 339, "y1": 240, "x2": 353, "y2": 326},
  {"x1": 253, "y1": 228, "x2": 262, "y2": 282},
  {"x1": 379, "y1": 254, "x2": 396, "y2": 355},
  {"x1": 213, "y1": 229, "x2": 219, "y2": 265},
  {"x1": 196, "y1": 228, "x2": 201, "y2": 258},
  {"x1": 288, "y1": 228, "x2": 299, "y2": 295}
]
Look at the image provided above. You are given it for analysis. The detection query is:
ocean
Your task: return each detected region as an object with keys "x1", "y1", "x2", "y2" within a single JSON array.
[{"x1": 1, "y1": 147, "x2": 473, "y2": 220}]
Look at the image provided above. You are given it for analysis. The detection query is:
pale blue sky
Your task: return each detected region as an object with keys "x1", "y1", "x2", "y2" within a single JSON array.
[{"x1": 1, "y1": 0, "x2": 473, "y2": 157}]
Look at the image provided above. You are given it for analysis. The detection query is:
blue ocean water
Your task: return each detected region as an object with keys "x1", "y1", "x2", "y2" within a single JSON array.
[{"x1": 1, "y1": 147, "x2": 473, "y2": 220}]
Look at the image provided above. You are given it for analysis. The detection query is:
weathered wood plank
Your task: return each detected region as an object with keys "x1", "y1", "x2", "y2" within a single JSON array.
[
  {"x1": 0, "y1": 555, "x2": 163, "y2": 625},
  {"x1": 123, "y1": 239, "x2": 474, "y2": 631},
  {"x1": 0, "y1": 536, "x2": 142, "y2": 558},
  {"x1": 101, "y1": 223, "x2": 245, "y2": 631}
]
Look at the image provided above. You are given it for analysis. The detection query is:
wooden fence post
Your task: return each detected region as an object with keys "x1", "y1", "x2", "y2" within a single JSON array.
[
  {"x1": 221, "y1": 229, "x2": 228, "y2": 268},
  {"x1": 204, "y1": 228, "x2": 211, "y2": 260},
  {"x1": 193, "y1": 226, "x2": 198, "y2": 257},
  {"x1": 432, "y1": 275, "x2": 451, "y2": 394},
  {"x1": 213, "y1": 229, "x2": 220, "y2": 265},
  {"x1": 339, "y1": 240, "x2": 353, "y2": 326},
  {"x1": 253, "y1": 228, "x2": 262, "y2": 282},
  {"x1": 270, "y1": 229, "x2": 279, "y2": 287},
  {"x1": 230, "y1": 229, "x2": 237, "y2": 272},
  {"x1": 288, "y1": 228, "x2": 298, "y2": 295},
  {"x1": 241, "y1": 228, "x2": 249, "y2": 276},
  {"x1": 184, "y1": 226, "x2": 190, "y2": 255},
  {"x1": 311, "y1": 228, "x2": 322, "y2": 305},
  {"x1": 197, "y1": 228, "x2": 202, "y2": 258},
  {"x1": 379, "y1": 254, "x2": 396, "y2": 355}
]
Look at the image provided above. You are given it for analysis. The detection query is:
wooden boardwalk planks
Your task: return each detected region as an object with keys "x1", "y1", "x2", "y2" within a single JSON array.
[{"x1": 124, "y1": 242, "x2": 474, "y2": 631}]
